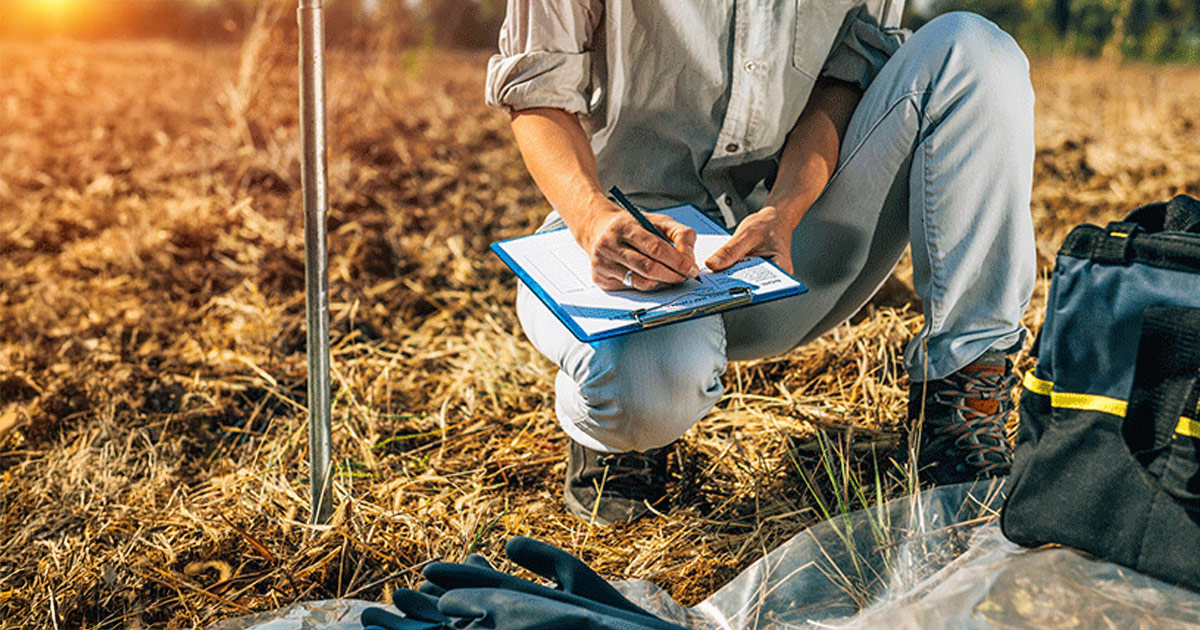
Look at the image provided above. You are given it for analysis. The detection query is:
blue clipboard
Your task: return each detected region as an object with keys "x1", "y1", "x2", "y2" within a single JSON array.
[{"x1": 490, "y1": 204, "x2": 808, "y2": 343}]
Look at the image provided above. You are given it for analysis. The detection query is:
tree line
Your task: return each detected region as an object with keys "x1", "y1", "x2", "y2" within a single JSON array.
[
  {"x1": 917, "y1": 0, "x2": 1200, "y2": 62},
  {"x1": 1, "y1": 0, "x2": 1197, "y2": 63}
]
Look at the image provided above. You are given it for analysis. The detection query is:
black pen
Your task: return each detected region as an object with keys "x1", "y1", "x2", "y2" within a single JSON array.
[
  {"x1": 608, "y1": 185, "x2": 702, "y2": 282},
  {"x1": 608, "y1": 186, "x2": 671, "y2": 243}
]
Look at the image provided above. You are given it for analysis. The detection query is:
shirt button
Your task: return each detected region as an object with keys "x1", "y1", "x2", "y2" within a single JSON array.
[
  {"x1": 725, "y1": 143, "x2": 739, "y2": 153},
  {"x1": 744, "y1": 61, "x2": 756, "y2": 71}
]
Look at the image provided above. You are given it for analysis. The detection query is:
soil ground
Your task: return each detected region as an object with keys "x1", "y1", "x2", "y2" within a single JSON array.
[{"x1": 1, "y1": 38, "x2": 1198, "y2": 629}]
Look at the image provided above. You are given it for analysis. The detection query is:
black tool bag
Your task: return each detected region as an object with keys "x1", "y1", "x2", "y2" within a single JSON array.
[{"x1": 1002, "y1": 194, "x2": 1200, "y2": 590}]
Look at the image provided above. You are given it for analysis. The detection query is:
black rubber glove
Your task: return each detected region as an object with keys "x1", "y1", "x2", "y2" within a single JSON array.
[
  {"x1": 503, "y1": 536, "x2": 652, "y2": 615},
  {"x1": 362, "y1": 593, "x2": 447, "y2": 630},
  {"x1": 417, "y1": 553, "x2": 495, "y2": 597},
  {"x1": 364, "y1": 553, "x2": 510, "y2": 629},
  {"x1": 437, "y1": 587, "x2": 689, "y2": 630},
  {"x1": 420, "y1": 536, "x2": 654, "y2": 617},
  {"x1": 369, "y1": 583, "x2": 687, "y2": 630},
  {"x1": 365, "y1": 538, "x2": 688, "y2": 630},
  {"x1": 419, "y1": 565, "x2": 686, "y2": 630}
]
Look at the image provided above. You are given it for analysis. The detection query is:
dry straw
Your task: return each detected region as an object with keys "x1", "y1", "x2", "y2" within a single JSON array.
[{"x1": 1, "y1": 27, "x2": 1198, "y2": 630}]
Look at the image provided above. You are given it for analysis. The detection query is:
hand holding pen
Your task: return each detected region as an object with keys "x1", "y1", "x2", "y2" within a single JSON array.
[{"x1": 578, "y1": 186, "x2": 699, "y2": 292}]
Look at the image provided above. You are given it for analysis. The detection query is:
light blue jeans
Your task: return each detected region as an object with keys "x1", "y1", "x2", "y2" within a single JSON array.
[{"x1": 516, "y1": 14, "x2": 1036, "y2": 453}]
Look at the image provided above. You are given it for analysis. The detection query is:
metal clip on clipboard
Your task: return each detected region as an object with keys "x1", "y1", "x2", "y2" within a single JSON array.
[{"x1": 630, "y1": 286, "x2": 753, "y2": 328}]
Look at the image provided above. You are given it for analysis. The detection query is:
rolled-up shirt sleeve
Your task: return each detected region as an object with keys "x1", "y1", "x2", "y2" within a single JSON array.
[
  {"x1": 819, "y1": 1, "x2": 909, "y2": 91},
  {"x1": 485, "y1": 0, "x2": 603, "y2": 114}
]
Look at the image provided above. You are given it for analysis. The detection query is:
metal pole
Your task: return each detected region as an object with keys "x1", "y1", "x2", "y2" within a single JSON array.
[{"x1": 299, "y1": 0, "x2": 333, "y2": 525}]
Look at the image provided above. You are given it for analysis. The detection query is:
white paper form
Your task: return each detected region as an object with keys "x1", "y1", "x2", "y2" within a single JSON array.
[{"x1": 493, "y1": 205, "x2": 803, "y2": 341}]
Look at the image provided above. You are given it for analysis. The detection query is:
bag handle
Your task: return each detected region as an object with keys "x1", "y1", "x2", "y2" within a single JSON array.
[
  {"x1": 1165, "y1": 194, "x2": 1200, "y2": 233},
  {"x1": 1123, "y1": 194, "x2": 1200, "y2": 234},
  {"x1": 1124, "y1": 305, "x2": 1200, "y2": 505},
  {"x1": 1126, "y1": 305, "x2": 1200, "y2": 451}
]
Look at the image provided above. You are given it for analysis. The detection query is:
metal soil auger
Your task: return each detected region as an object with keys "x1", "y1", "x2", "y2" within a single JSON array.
[{"x1": 299, "y1": 0, "x2": 333, "y2": 525}]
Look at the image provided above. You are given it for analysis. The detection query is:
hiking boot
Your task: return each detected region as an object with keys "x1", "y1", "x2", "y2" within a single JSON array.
[
  {"x1": 907, "y1": 354, "x2": 1020, "y2": 485},
  {"x1": 564, "y1": 438, "x2": 669, "y2": 526}
]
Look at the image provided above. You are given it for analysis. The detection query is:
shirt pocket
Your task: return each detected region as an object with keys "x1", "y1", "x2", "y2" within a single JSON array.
[{"x1": 791, "y1": 0, "x2": 849, "y2": 77}]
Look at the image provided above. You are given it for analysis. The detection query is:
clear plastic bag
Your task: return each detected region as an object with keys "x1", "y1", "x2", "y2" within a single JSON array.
[
  {"x1": 214, "y1": 480, "x2": 1200, "y2": 630},
  {"x1": 209, "y1": 599, "x2": 379, "y2": 630}
]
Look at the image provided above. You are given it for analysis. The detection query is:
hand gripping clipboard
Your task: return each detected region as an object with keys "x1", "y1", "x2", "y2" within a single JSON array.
[{"x1": 490, "y1": 204, "x2": 808, "y2": 343}]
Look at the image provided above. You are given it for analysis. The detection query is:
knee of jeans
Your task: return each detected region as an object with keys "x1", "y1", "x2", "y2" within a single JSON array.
[
  {"x1": 576, "y1": 333, "x2": 725, "y2": 452},
  {"x1": 925, "y1": 12, "x2": 1032, "y2": 99}
]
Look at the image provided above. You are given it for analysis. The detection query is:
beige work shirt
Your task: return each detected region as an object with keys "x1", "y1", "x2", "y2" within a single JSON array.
[{"x1": 485, "y1": 0, "x2": 907, "y2": 227}]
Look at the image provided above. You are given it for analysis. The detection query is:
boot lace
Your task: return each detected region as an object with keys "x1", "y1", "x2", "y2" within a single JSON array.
[
  {"x1": 595, "y1": 448, "x2": 667, "y2": 493},
  {"x1": 931, "y1": 369, "x2": 1020, "y2": 473}
]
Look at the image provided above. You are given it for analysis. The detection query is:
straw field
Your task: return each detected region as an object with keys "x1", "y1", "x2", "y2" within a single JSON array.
[{"x1": 1, "y1": 34, "x2": 1198, "y2": 629}]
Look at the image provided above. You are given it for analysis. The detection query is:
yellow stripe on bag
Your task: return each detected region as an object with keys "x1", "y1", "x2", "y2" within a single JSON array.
[
  {"x1": 1024, "y1": 371, "x2": 1199, "y2": 437},
  {"x1": 1023, "y1": 371, "x2": 1054, "y2": 396},
  {"x1": 1179, "y1": 416, "x2": 1200, "y2": 438},
  {"x1": 1022, "y1": 371, "x2": 1127, "y2": 414},
  {"x1": 1051, "y1": 391, "x2": 1129, "y2": 416}
]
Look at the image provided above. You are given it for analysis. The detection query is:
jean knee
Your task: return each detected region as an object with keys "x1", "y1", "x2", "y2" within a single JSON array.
[
  {"x1": 574, "y1": 323, "x2": 726, "y2": 452},
  {"x1": 923, "y1": 12, "x2": 1032, "y2": 99}
]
